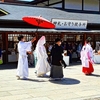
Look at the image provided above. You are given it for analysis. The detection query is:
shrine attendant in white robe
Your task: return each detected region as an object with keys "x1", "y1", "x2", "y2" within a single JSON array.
[
  {"x1": 35, "y1": 36, "x2": 50, "y2": 77},
  {"x1": 80, "y1": 37, "x2": 94, "y2": 75},
  {"x1": 17, "y1": 35, "x2": 36, "y2": 79}
]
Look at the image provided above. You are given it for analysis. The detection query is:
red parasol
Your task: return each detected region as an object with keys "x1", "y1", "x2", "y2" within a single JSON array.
[{"x1": 22, "y1": 16, "x2": 55, "y2": 29}]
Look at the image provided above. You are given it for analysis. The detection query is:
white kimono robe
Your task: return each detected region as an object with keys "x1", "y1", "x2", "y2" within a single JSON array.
[
  {"x1": 35, "y1": 36, "x2": 50, "y2": 76},
  {"x1": 80, "y1": 43, "x2": 94, "y2": 68},
  {"x1": 17, "y1": 41, "x2": 32, "y2": 78}
]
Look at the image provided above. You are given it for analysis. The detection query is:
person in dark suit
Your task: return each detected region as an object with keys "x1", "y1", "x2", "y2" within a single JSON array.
[
  {"x1": 50, "y1": 38, "x2": 66, "y2": 80},
  {"x1": 67, "y1": 42, "x2": 73, "y2": 63}
]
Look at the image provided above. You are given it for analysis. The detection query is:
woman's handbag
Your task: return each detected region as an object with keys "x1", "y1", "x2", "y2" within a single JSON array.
[{"x1": 0, "y1": 59, "x2": 3, "y2": 64}]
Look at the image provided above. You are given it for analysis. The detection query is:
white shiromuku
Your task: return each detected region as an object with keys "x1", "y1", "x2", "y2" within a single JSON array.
[
  {"x1": 35, "y1": 36, "x2": 50, "y2": 76},
  {"x1": 17, "y1": 41, "x2": 32, "y2": 78}
]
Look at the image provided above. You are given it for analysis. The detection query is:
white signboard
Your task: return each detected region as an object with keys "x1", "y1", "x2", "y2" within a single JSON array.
[{"x1": 52, "y1": 19, "x2": 87, "y2": 29}]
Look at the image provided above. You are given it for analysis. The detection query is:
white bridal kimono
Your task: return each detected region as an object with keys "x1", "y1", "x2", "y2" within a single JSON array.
[
  {"x1": 35, "y1": 36, "x2": 50, "y2": 76},
  {"x1": 17, "y1": 41, "x2": 32, "y2": 78}
]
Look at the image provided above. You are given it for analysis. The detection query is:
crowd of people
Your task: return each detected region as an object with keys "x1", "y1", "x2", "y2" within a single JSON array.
[
  {"x1": 16, "y1": 35, "x2": 94, "y2": 80},
  {"x1": 95, "y1": 41, "x2": 100, "y2": 54},
  {"x1": 61, "y1": 41, "x2": 82, "y2": 63}
]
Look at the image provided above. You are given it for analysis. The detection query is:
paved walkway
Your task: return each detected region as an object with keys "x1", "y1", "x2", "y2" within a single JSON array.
[{"x1": 0, "y1": 63, "x2": 100, "y2": 100}]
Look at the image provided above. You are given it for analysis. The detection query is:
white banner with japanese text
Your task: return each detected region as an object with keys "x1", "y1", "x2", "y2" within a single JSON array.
[{"x1": 52, "y1": 19, "x2": 87, "y2": 29}]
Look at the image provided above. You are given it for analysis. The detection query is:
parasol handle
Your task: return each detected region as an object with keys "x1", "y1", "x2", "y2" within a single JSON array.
[
  {"x1": 35, "y1": 15, "x2": 42, "y2": 32},
  {"x1": 35, "y1": 28, "x2": 38, "y2": 32}
]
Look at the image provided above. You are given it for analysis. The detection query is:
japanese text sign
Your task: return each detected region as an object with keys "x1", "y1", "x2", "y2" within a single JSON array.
[{"x1": 52, "y1": 19, "x2": 87, "y2": 29}]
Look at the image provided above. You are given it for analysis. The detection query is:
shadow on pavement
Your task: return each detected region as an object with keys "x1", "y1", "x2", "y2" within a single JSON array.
[
  {"x1": 0, "y1": 63, "x2": 17, "y2": 70},
  {"x1": 36, "y1": 75, "x2": 50, "y2": 78},
  {"x1": 88, "y1": 74, "x2": 100, "y2": 77},
  {"x1": 22, "y1": 78, "x2": 48, "y2": 82},
  {"x1": 0, "y1": 63, "x2": 35, "y2": 70},
  {"x1": 49, "y1": 78, "x2": 80, "y2": 85},
  {"x1": 20, "y1": 77, "x2": 80, "y2": 85}
]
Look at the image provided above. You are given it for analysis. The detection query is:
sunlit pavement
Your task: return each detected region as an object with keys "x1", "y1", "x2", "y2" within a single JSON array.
[{"x1": 0, "y1": 63, "x2": 100, "y2": 100}]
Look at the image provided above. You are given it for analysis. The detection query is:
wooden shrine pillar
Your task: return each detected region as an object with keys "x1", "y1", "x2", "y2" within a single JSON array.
[
  {"x1": 2, "y1": 32, "x2": 8, "y2": 63},
  {"x1": 61, "y1": 32, "x2": 64, "y2": 39},
  {"x1": 83, "y1": 33, "x2": 86, "y2": 45}
]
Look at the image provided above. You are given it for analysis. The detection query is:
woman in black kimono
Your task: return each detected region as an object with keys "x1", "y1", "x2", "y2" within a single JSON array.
[{"x1": 50, "y1": 38, "x2": 66, "y2": 80}]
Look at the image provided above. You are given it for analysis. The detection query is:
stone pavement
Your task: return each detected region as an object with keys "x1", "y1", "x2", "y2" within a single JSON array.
[{"x1": 0, "y1": 63, "x2": 100, "y2": 100}]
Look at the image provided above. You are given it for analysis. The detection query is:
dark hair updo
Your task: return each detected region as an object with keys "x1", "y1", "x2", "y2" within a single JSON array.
[
  {"x1": 55, "y1": 38, "x2": 61, "y2": 43},
  {"x1": 18, "y1": 35, "x2": 24, "y2": 41},
  {"x1": 86, "y1": 37, "x2": 92, "y2": 43}
]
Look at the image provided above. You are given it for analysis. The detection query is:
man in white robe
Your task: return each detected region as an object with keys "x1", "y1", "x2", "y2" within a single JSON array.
[
  {"x1": 17, "y1": 35, "x2": 36, "y2": 79},
  {"x1": 35, "y1": 36, "x2": 50, "y2": 77}
]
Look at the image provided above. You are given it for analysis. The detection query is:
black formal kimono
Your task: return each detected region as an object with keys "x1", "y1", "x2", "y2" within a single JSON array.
[{"x1": 50, "y1": 44, "x2": 64, "y2": 79}]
